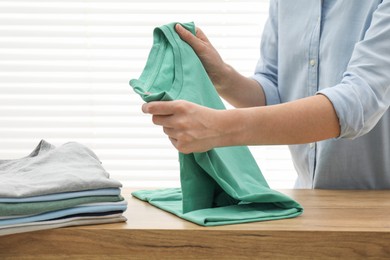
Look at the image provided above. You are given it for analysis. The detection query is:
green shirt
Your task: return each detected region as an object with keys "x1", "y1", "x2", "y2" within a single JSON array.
[{"x1": 130, "y1": 22, "x2": 303, "y2": 226}]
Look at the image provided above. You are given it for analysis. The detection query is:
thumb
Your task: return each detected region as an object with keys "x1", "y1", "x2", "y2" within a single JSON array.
[{"x1": 175, "y1": 24, "x2": 210, "y2": 50}]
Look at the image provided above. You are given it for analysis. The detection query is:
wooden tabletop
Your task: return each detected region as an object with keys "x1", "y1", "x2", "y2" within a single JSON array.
[{"x1": 1, "y1": 188, "x2": 390, "y2": 259}]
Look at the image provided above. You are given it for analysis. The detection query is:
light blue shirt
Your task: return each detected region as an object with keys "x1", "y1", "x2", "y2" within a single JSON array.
[{"x1": 252, "y1": 0, "x2": 390, "y2": 189}]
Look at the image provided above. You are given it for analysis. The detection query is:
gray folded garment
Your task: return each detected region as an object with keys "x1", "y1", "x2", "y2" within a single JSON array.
[{"x1": 0, "y1": 140, "x2": 122, "y2": 198}]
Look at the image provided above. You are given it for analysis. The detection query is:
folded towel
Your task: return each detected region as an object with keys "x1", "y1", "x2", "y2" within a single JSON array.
[{"x1": 130, "y1": 22, "x2": 303, "y2": 226}]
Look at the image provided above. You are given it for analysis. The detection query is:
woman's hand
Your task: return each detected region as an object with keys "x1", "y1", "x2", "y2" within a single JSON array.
[
  {"x1": 175, "y1": 24, "x2": 266, "y2": 108},
  {"x1": 142, "y1": 100, "x2": 228, "y2": 154},
  {"x1": 175, "y1": 24, "x2": 228, "y2": 90}
]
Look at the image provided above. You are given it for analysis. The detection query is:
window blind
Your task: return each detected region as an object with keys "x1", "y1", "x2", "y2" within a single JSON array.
[{"x1": 0, "y1": 0, "x2": 297, "y2": 188}]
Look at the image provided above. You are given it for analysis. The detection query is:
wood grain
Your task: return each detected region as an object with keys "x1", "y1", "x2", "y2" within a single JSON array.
[{"x1": 1, "y1": 189, "x2": 390, "y2": 259}]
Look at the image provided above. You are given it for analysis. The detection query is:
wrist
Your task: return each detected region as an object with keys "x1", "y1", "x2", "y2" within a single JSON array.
[
  {"x1": 213, "y1": 109, "x2": 249, "y2": 147},
  {"x1": 212, "y1": 63, "x2": 235, "y2": 92}
]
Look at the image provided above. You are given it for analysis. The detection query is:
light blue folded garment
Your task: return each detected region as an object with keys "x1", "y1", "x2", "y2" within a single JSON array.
[
  {"x1": 0, "y1": 188, "x2": 121, "y2": 203},
  {"x1": 0, "y1": 201, "x2": 127, "y2": 227}
]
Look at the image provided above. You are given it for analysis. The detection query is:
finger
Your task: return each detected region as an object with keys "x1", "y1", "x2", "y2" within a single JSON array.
[
  {"x1": 163, "y1": 126, "x2": 181, "y2": 140},
  {"x1": 175, "y1": 24, "x2": 208, "y2": 50},
  {"x1": 152, "y1": 114, "x2": 174, "y2": 128},
  {"x1": 168, "y1": 136, "x2": 178, "y2": 149},
  {"x1": 194, "y1": 27, "x2": 211, "y2": 44},
  {"x1": 175, "y1": 24, "x2": 197, "y2": 44},
  {"x1": 142, "y1": 101, "x2": 175, "y2": 115}
]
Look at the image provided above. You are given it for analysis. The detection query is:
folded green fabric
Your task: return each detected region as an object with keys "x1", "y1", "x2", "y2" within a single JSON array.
[
  {"x1": 130, "y1": 22, "x2": 303, "y2": 226},
  {"x1": 0, "y1": 195, "x2": 124, "y2": 216}
]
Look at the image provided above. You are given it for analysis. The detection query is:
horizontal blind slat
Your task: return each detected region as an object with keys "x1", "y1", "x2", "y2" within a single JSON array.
[{"x1": 0, "y1": 0, "x2": 297, "y2": 189}]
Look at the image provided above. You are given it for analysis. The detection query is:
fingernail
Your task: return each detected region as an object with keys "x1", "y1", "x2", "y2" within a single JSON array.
[
  {"x1": 141, "y1": 103, "x2": 149, "y2": 113},
  {"x1": 176, "y1": 24, "x2": 183, "y2": 31}
]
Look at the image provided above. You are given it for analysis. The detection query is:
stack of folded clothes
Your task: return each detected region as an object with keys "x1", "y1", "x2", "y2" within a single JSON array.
[{"x1": 0, "y1": 140, "x2": 127, "y2": 236}]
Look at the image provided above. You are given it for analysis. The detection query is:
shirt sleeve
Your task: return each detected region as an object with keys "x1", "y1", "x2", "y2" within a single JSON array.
[
  {"x1": 318, "y1": 1, "x2": 390, "y2": 139},
  {"x1": 251, "y1": 0, "x2": 280, "y2": 106}
]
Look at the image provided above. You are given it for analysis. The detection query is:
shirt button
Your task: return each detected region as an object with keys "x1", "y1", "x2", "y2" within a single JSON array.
[
  {"x1": 310, "y1": 59, "x2": 316, "y2": 66},
  {"x1": 309, "y1": 143, "x2": 315, "y2": 149}
]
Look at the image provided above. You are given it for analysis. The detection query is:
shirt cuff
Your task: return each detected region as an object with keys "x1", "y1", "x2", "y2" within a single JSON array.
[
  {"x1": 317, "y1": 84, "x2": 365, "y2": 139},
  {"x1": 250, "y1": 74, "x2": 281, "y2": 106}
]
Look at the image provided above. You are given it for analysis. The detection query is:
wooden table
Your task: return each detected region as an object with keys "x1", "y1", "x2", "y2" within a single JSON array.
[{"x1": 1, "y1": 188, "x2": 390, "y2": 259}]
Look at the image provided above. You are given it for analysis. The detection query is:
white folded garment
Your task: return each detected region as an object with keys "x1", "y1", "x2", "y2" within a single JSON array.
[{"x1": 0, "y1": 213, "x2": 127, "y2": 236}]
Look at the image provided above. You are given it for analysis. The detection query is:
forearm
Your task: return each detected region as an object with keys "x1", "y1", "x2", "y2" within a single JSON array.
[
  {"x1": 215, "y1": 64, "x2": 266, "y2": 108},
  {"x1": 142, "y1": 92, "x2": 340, "y2": 153},
  {"x1": 217, "y1": 94, "x2": 340, "y2": 146}
]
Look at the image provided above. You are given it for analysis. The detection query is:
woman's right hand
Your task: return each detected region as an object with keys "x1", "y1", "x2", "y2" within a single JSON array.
[{"x1": 175, "y1": 24, "x2": 228, "y2": 90}]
